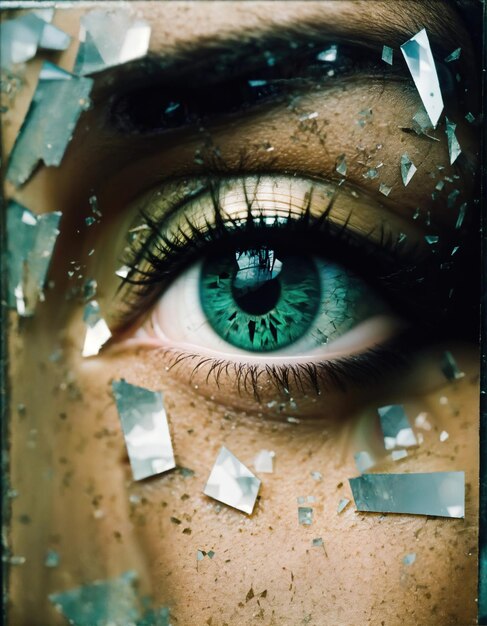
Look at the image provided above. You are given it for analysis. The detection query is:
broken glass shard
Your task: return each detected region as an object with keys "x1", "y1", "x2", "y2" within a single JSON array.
[
  {"x1": 391, "y1": 449, "x2": 408, "y2": 461},
  {"x1": 400, "y1": 28, "x2": 444, "y2": 128},
  {"x1": 444, "y1": 48, "x2": 461, "y2": 63},
  {"x1": 7, "y1": 62, "x2": 93, "y2": 187},
  {"x1": 39, "y1": 21, "x2": 71, "y2": 51},
  {"x1": 7, "y1": 201, "x2": 61, "y2": 316},
  {"x1": 82, "y1": 301, "x2": 112, "y2": 357},
  {"x1": 378, "y1": 405, "x2": 418, "y2": 450},
  {"x1": 335, "y1": 154, "x2": 347, "y2": 176},
  {"x1": 298, "y1": 507, "x2": 313, "y2": 525},
  {"x1": 400, "y1": 154, "x2": 417, "y2": 186},
  {"x1": 112, "y1": 379, "x2": 176, "y2": 481},
  {"x1": 354, "y1": 451, "x2": 375, "y2": 473},
  {"x1": 425, "y1": 235, "x2": 439, "y2": 245},
  {"x1": 439, "y1": 430, "x2": 449, "y2": 442},
  {"x1": 74, "y1": 10, "x2": 151, "y2": 75},
  {"x1": 381, "y1": 45, "x2": 393, "y2": 65},
  {"x1": 312, "y1": 537, "x2": 324, "y2": 547},
  {"x1": 254, "y1": 449, "x2": 274, "y2": 473},
  {"x1": 403, "y1": 553, "x2": 416, "y2": 565},
  {"x1": 337, "y1": 497, "x2": 350, "y2": 513},
  {"x1": 445, "y1": 117, "x2": 461, "y2": 164},
  {"x1": 441, "y1": 350, "x2": 465, "y2": 381},
  {"x1": 44, "y1": 549, "x2": 60, "y2": 568},
  {"x1": 349, "y1": 471, "x2": 465, "y2": 517},
  {"x1": 465, "y1": 112, "x2": 475, "y2": 124},
  {"x1": 136, "y1": 607, "x2": 171, "y2": 626},
  {"x1": 49, "y1": 571, "x2": 140, "y2": 626},
  {"x1": 317, "y1": 45, "x2": 337, "y2": 62},
  {"x1": 379, "y1": 183, "x2": 392, "y2": 197},
  {"x1": 203, "y1": 446, "x2": 261, "y2": 514},
  {"x1": 311, "y1": 471, "x2": 323, "y2": 481}
]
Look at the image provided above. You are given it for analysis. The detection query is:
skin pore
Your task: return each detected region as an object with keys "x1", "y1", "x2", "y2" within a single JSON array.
[{"x1": 3, "y1": 2, "x2": 481, "y2": 625}]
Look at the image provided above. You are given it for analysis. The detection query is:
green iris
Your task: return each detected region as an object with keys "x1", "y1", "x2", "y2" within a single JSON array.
[{"x1": 200, "y1": 248, "x2": 323, "y2": 352}]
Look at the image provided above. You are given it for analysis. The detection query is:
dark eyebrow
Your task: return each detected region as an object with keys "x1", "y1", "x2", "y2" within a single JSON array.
[{"x1": 92, "y1": 4, "x2": 474, "y2": 101}]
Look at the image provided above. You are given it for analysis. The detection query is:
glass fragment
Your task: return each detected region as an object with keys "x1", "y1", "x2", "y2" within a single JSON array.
[
  {"x1": 425, "y1": 235, "x2": 439, "y2": 245},
  {"x1": 82, "y1": 301, "x2": 112, "y2": 357},
  {"x1": 400, "y1": 153, "x2": 417, "y2": 186},
  {"x1": 112, "y1": 379, "x2": 176, "y2": 481},
  {"x1": 44, "y1": 549, "x2": 60, "y2": 568},
  {"x1": 136, "y1": 607, "x2": 171, "y2": 626},
  {"x1": 337, "y1": 497, "x2": 350, "y2": 513},
  {"x1": 400, "y1": 28, "x2": 444, "y2": 127},
  {"x1": 310, "y1": 471, "x2": 323, "y2": 481},
  {"x1": 349, "y1": 471, "x2": 465, "y2": 517},
  {"x1": 74, "y1": 9, "x2": 151, "y2": 75},
  {"x1": 379, "y1": 183, "x2": 392, "y2": 197},
  {"x1": 381, "y1": 45, "x2": 393, "y2": 65},
  {"x1": 203, "y1": 446, "x2": 261, "y2": 514},
  {"x1": 317, "y1": 45, "x2": 337, "y2": 62},
  {"x1": 465, "y1": 112, "x2": 475, "y2": 123},
  {"x1": 444, "y1": 48, "x2": 461, "y2": 62},
  {"x1": 403, "y1": 553, "x2": 416, "y2": 565},
  {"x1": 335, "y1": 154, "x2": 347, "y2": 176},
  {"x1": 391, "y1": 449, "x2": 408, "y2": 461},
  {"x1": 253, "y1": 449, "x2": 275, "y2": 473},
  {"x1": 354, "y1": 450, "x2": 375, "y2": 473},
  {"x1": 445, "y1": 117, "x2": 461, "y2": 164},
  {"x1": 49, "y1": 571, "x2": 140, "y2": 626},
  {"x1": 7, "y1": 201, "x2": 61, "y2": 316},
  {"x1": 312, "y1": 537, "x2": 324, "y2": 547},
  {"x1": 378, "y1": 404, "x2": 418, "y2": 450},
  {"x1": 7, "y1": 62, "x2": 93, "y2": 187},
  {"x1": 298, "y1": 507, "x2": 313, "y2": 525},
  {"x1": 440, "y1": 430, "x2": 449, "y2": 442},
  {"x1": 441, "y1": 350, "x2": 465, "y2": 381}
]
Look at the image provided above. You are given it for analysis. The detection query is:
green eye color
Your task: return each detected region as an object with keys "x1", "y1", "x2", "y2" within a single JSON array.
[{"x1": 199, "y1": 246, "x2": 383, "y2": 353}]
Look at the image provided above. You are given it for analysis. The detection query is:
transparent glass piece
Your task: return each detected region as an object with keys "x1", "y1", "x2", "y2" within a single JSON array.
[
  {"x1": 6, "y1": 62, "x2": 93, "y2": 187},
  {"x1": 298, "y1": 507, "x2": 313, "y2": 525},
  {"x1": 445, "y1": 117, "x2": 461, "y2": 164},
  {"x1": 425, "y1": 235, "x2": 439, "y2": 245},
  {"x1": 335, "y1": 154, "x2": 347, "y2": 176},
  {"x1": 440, "y1": 430, "x2": 449, "y2": 442},
  {"x1": 74, "y1": 10, "x2": 151, "y2": 75},
  {"x1": 337, "y1": 497, "x2": 350, "y2": 513},
  {"x1": 400, "y1": 153, "x2": 417, "y2": 186},
  {"x1": 403, "y1": 553, "x2": 416, "y2": 565},
  {"x1": 310, "y1": 471, "x2": 323, "y2": 481},
  {"x1": 44, "y1": 549, "x2": 60, "y2": 568},
  {"x1": 136, "y1": 607, "x2": 171, "y2": 626},
  {"x1": 0, "y1": 13, "x2": 44, "y2": 67},
  {"x1": 317, "y1": 45, "x2": 337, "y2": 62},
  {"x1": 82, "y1": 301, "x2": 112, "y2": 357},
  {"x1": 7, "y1": 201, "x2": 61, "y2": 316},
  {"x1": 465, "y1": 112, "x2": 475, "y2": 123},
  {"x1": 379, "y1": 183, "x2": 392, "y2": 197},
  {"x1": 203, "y1": 446, "x2": 261, "y2": 514},
  {"x1": 349, "y1": 471, "x2": 465, "y2": 517},
  {"x1": 400, "y1": 28, "x2": 444, "y2": 128},
  {"x1": 112, "y1": 379, "x2": 176, "y2": 481},
  {"x1": 39, "y1": 22, "x2": 71, "y2": 51},
  {"x1": 378, "y1": 404, "x2": 418, "y2": 450},
  {"x1": 381, "y1": 45, "x2": 393, "y2": 65},
  {"x1": 354, "y1": 450, "x2": 375, "y2": 473},
  {"x1": 253, "y1": 449, "x2": 274, "y2": 473},
  {"x1": 441, "y1": 350, "x2": 465, "y2": 380},
  {"x1": 444, "y1": 48, "x2": 461, "y2": 62},
  {"x1": 391, "y1": 449, "x2": 408, "y2": 461},
  {"x1": 312, "y1": 537, "x2": 324, "y2": 547},
  {"x1": 49, "y1": 571, "x2": 140, "y2": 626}
]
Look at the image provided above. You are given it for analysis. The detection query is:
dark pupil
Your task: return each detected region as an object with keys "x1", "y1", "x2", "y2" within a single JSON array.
[{"x1": 231, "y1": 250, "x2": 282, "y2": 316}]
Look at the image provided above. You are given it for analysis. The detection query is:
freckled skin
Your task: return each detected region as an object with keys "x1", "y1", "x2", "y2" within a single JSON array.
[{"x1": 4, "y1": 3, "x2": 480, "y2": 625}]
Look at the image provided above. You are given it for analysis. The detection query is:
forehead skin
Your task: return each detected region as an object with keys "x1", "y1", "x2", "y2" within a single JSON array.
[{"x1": 4, "y1": 2, "x2": 480, "y2": 626}]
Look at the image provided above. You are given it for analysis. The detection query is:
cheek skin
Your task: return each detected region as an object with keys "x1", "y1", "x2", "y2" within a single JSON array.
[{"x1": 19, "y1": 339, "x2": 472, "y2": 626}]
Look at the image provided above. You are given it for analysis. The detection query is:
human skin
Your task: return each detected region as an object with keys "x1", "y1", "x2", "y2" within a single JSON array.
[{"x1": 3, "y1": 2, "x2": 481, "y2": 625}]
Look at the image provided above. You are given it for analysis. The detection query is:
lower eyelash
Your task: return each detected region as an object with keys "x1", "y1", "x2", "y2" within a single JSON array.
[{"x1": 157, "y1": 330, "x2": 420, "y2": 400}]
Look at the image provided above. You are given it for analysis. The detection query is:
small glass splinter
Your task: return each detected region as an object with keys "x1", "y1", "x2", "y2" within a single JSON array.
[
  {"x1": 7, "y1": 63, "x2": 93, "y2": 187},
  {"x1": 82, "y1": 301, "x2": 112, "y2": 357},
  {"x1": 441, "y1": 351, "x2": 465, "y2": 381},
  {"x1": 381, "y1": 45, "x2": 393, "y2": 65},
  {"x1": 74, "y1": 9, "x2": 151, "y2": 75},
  {"x1": 349, "y1": 471, "x2": 465, "y2": 518},
  {"x1": 204, "y1": 446, "x2": 261, "y2": 515},
  {"x1": 445, "y1": 117, "x2": 461, "y2": 164},
  {"x1": 400, "y1": 28, "x2": 444, "y2": 128},
  {"x1": 354, "y1": 450, "x2": 375, "y2": 474},
  {"x1": 112, "y1": 379, "x2": 176, "y2": 481},
  {"x1": 400, "y1": 154, "x2": 417, "y2": 186},
  {"x1": 298, "y1": 507, "x2": 313, "y2": 525},
  {"x1": 7, "y1": 201, "x2": 61, "y2": 316},
  {"x1": 377, "y1": 404, "x2": 417, "y2": 450},
  {"x1": 254, "y1": 449, "x2": 275, "y2": 473}
]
